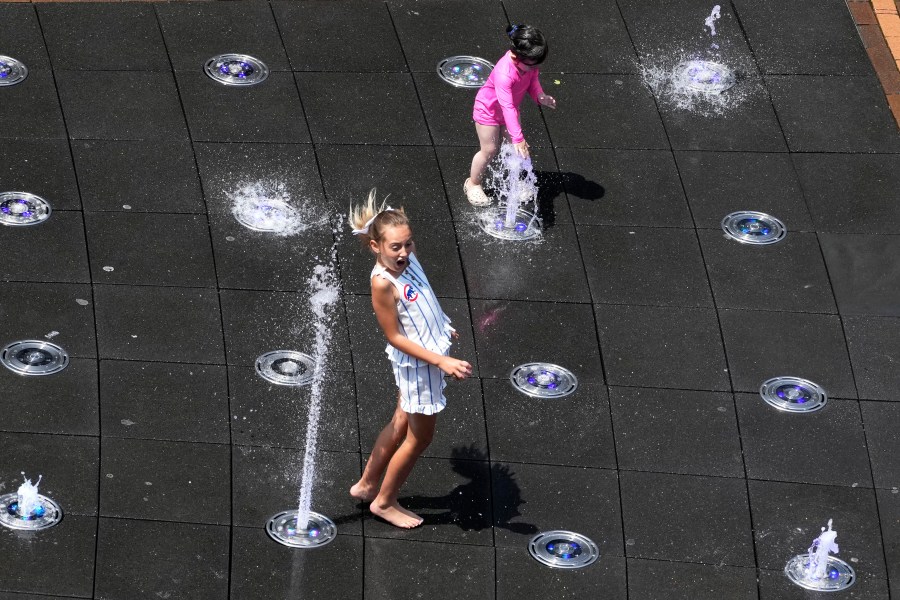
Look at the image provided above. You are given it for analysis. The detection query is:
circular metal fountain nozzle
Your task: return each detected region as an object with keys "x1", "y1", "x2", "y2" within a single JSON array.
[
  {"x1": 436, "y1": 56, "x2": 494, "y2": 88},
  {"x1": 760, "y1": 376, "x2": 827, "y2": 413},
  {"x1": 721, "y1": 211, "x2": 786, "y2": 245},
  {"x1": 204, "y1": 54, "x2": 269, "y2": 86},
  {"x1": 672, "y1": 60, "x2": 736, "y2": 94},
  {"x1": 0, "y1": 493, "x2": 63, "y2": 531},
  {"x1": 528, "y1": 530, "x2": 599, "y2": 569},
  {"x1": 477, "y1": 207, "x2": 542, "y2": 241},
  {"x1": 232, "y1": 197, "x2": 299, "y2": 233},
  {"x1": 784, "y1": 554, "x2": 856, "y2": 591},
  {"x1": 0, "y1": 192, "x2": 51, "y2": 226},
  {"x1": 1, "y1": 340, "x2": 69, "y2": 376},
  {"x1": 510, "y1": 362, "x2": 578, "y2": 399},
  {"x1": 266, "y1": 510, "x2": 337, "y2": 548},
  {"x1": 0, "y1": 56, "x2": 28, "y2": 87},
  {"x1": 256, "y1": 350, "x2": 315, "y2": 386}
]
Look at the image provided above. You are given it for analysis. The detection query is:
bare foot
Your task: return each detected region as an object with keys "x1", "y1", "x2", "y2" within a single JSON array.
[
  {"x1": 370, "y1": 501, "x2": 423, "y2": 529},
  {"x1": 350, "y1": 481, "x2": 377, "y2": 502}
]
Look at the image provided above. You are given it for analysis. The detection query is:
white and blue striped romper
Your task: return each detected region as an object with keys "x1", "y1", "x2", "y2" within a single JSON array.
[{"x1": 371, "y1": 253, "x2": 454, "y2": 415}]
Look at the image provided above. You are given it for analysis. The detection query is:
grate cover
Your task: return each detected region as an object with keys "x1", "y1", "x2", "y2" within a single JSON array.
[
  {"x1": 1, "y1": 340, "x2": 69, "y2": 376},
  {"x1": 266, "y1": 510, "x2": 337, "y2": 548},
  {"x1": 760, "y1": 376, "x2": 827, "y2": 413},
  {"x1": 478, "y1": 207, "x2": 542, "y2": 241},
  {"x1": 232, "y1": 197, "x2": 299, "y2": 232},
  {"x1": 256, "y1": 350, "x2": 315, "y2": 386},
  {"x1": 529, "y1": 530, "x2": 599, "y2": 569},
  {"x1": 672, "y1": 60, "x2": 736, "y2": 94},
  {"x1": 0, "y1": 192, "x2": 51, "y2": 226},
  {"x1": 0, "y1": 56, "x2": 28, "y2": 87},
  {"x1": 510, "y1": 363, "x2": 578, "y2": 399},
  {"x1": 0, "y1": 493, "x2": 62, "y2": 531},
  {"x1": 436, "y1": 56, "x2": 494, "y2": 88},
  {"x1": 204, "y1": 54, "x2": 269, "y2": 86},
  {"x1": 785, "y1": 554, "x2": 855, "y2": 592},
  {"x1": 721, "y1": 211, "x2": 786, "y2": 245}
]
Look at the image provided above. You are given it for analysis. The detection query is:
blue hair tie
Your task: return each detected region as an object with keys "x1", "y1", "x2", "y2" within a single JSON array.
[{"x1": 508, "y1": 25, "x2": 519, "y2": 38}]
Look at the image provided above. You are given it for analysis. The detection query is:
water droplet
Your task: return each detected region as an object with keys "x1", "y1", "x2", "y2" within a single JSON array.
[
  {"x1": 120, "y1": 419, "x2": 135, "y2": 426},
  {"x1": 122, "y1": 205, "x2": 131, "y2": 210},
  {"x1": 102, "y1": 266, "x2": 114, "y2": 272},
  {"x1": 75, "y1": 299, "x2": 89, "y2": 306},
  {"x1": 106, "y1": 474, "x2": 114, "y2": 478}
]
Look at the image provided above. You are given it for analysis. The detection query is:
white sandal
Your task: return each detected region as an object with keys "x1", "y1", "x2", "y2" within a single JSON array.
[{"x1": 464, "y1": 178, "x2": 492, "y2": 207}]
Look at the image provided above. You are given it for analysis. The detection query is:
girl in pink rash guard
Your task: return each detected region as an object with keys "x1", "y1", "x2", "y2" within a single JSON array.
[{"x1": 465, "y1": 24, "x2": 557, "y2": 207}]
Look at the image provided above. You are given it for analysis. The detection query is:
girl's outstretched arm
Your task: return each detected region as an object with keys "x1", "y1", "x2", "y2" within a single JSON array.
[{"x1": 371, "y1": 277, "x2": 473, "y2": 379}]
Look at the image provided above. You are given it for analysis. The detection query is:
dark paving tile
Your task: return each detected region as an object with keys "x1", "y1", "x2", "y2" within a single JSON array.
[
  {"x1": 470, "y1": 299, "x2": 601, "y2": 379},
  {"x1": 767, "y1": 75, "x2": 900, "y2": 153},
  {"x1": 387, "y1": 0, "x2": 508, "y2": 72},
  {"x1": 230, "y1": 366, "x2": 358, "y2": 452},
  {"x1": 0, "y1": 139, "x2": 79, "y2": 209},
  {"x1": 231, "y1": 527, "x2": 364, "y2": 599},
  {"x1": 220, "y1": 289, "x2": 351, "y2": 369},
  {"x1": 178, "y1": 71, "x2": 311, "y2": 144},
  {"x1": 364, "y1": 454, "x2": 493, "y2": 545},
  {"x1": 627, "y1": 559, "x2": 758, "y2": 600},
  {"x1": 156, "y1": 1, "x2": 290, "y2": 72},
  {"x1": 100, "y1": 437, "x2": 230, "y2": 524},
  {"x1": 485, "y1": 378, "x2": 615, "y2": 468},
  {"x1": 619, "y1": 0, "x2": 759, "y2": 77},
  {"x1": 543, "y1": 75, "x2": 668, "y2": 149},
  {"x1": 99, "y1": 360, "x2": 229, "y2": 444},
  {"x1": 675, "y1": 151, "x2": 813, "y2": 230},
  {"x1": 0, "y1": 282, "x2": 95, "y2": 357},
  {"x1": 792, "y1": 153, "x2": 900, "y2": 235},
  {"x1": 273, "y1": 0, "x2": 405, "y2": 72},
  {"x1": 433, "y1": 145, "x2": 572, "y2": 225},
  {"x1": 733, "y1": 0, "x2": 872, "y2": 76},
  {"x1": 659, "y1": 78, "x2": 787, "y2": 152},
  {"x1": 820, "y1": 234, "x2": 900, "y2": 317},
  {"x1": 610, "y1": 387, "x2": 743, "y2": 477},
  {"x1": 232, "y1": 446, "x2": 362, "y2": 533},
  {"x1": 719, "y1": 309, "x2": 856, "y2": 398},
  {"x1": 698, "y1": 229, "x2": 836, "y2": 313},
  {"x1": 758, "y1": 567, "x2": 889, "y2": 600},
  {"x1": 38, "y1": 3, "x2": 168, "y2": 71},
  {"x1": 504, "y1": 0, "x2": 638, "y2": 74},
  {"x1": 56, "y1": 70, "x2": 189, "y2": 141},
  {"x1": 597, "y1": 304, "x2": 729, "y2": 390},
  {"x1": 94, "y1": 518, "x2": 229, "y2": 599},
  {"x1": 85, "y1": 212, "x2": 216, "y2": 287},
  {"x1": 581, "y1": 225, "x2": 712, "y2": 308},
  {"x1": 0, "y1": 212, "x2": 89, "y2": 283},
  {"x1": 0, "y1": 515, "x2": 95, "y2": 598},
  {"x1": 844, "y1": 317, "x2": 900, "y2": 402},
  {"x1": 318, "y1": 144, "x2": 451, "y2": 223},
  {"x1": 0, "y1": 358, "x2": 97, "y2": 436},
  {"x1": 346, "y1": 293, "x2": 476, "y2": 375},
  {"x1": 365, "y1": 538, "x2": 494, "y2": 600},
  {"x1": 860, "y1": 402, "x2": 900, "y2": 490},
  {"x1": 620, "y1": 471, "x2": 754, "y2": 566},
  {"x1": 356, "y1": 372, "x2": 487, "y2": 460},
  {"x1": 0, "y1": 70, "x2": 66, "y2": 140},
  {"x1": 497, "y1": 548, "x2": 627, "y2": 600},
  {"x1": 737, "y1": 394, "x2": 871, "y2": 487},
  {"x1": 0, "y1": 432, "x2": 98, "y2": 516},
  {"x1": 0, "y1": 4, "x2": 50, "y2": 70},
  {"x1": 0, "y1": 593, "x2": 88, "y2": 600},
  {"x1": 876, "y1": 488, "x2": 900, "y2": 587},
  {"x1": 298, "y1": 72, "x2": 430, "y2": 145},
  {"x1": 72, "y1": 140, "x2": 204, "y2": 214},
  {"x1": 748, "y1": 480, "x2": 885, "y2": 577},
  {"x1": 413, "y1": 71, "x2": 551, "y2": 147},
  {"x1": 492, "y1": 462, "x2": 622, "y2": 551},
  {"x1": 556, "y1": 148, "x2": 691, "y2": 227},
  {"x1": 457, "y1": 223, "x2": 590, "y2": 302},
  {"x1": 94, "y1": 285, "x2": 224, "y2": 364},
  {"x1": 337, "y1": 219, "x2": 465, "y2": 298}
]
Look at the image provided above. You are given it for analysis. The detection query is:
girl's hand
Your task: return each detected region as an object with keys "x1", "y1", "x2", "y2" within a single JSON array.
[
  {"x1": 438, "y1": 356, "x2": 473, "y2": 380},
  {"x1": 513, "y1": 140, "x2": 530, "y2": 158},
  {"x1": 538, "y1": 93, "x2": 557, "y2": 109},
  {"x1": 450, "y1": 329, "x2": 460, "y2": 340}
]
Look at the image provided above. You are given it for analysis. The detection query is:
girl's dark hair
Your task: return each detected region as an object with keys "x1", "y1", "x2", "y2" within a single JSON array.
[{"x1": 506, "y1": 24, "x2": 548, "y2": 65}]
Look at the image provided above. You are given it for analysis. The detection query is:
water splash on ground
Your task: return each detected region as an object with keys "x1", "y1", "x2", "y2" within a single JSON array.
[{"x1": 228, "y1": 180, "x2": 326, "y2": 236}]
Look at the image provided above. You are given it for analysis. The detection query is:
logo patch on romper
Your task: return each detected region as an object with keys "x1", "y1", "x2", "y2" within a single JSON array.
[{"x1": 403, "y1": 284, "x2": 419, "y2": 302}]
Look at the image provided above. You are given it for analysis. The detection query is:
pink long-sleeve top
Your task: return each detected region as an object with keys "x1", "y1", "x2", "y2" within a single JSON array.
[{"x1": 472, "y1": 51, "x2": 544, "y2": 144}]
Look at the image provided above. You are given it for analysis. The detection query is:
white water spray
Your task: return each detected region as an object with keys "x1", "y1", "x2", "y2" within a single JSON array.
[
  {"x1": 487, "y1": 141, "x2": 540, "y2": 231},
  {"x1": 16, "y1": 473, "x2": 42, "y2": 517},
  {"x1": 228, "y1": 181, "x2": 326, "y2": 236},
  {"x1": 704, "y1": 5, "x2": 721, "y2": 36}
]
